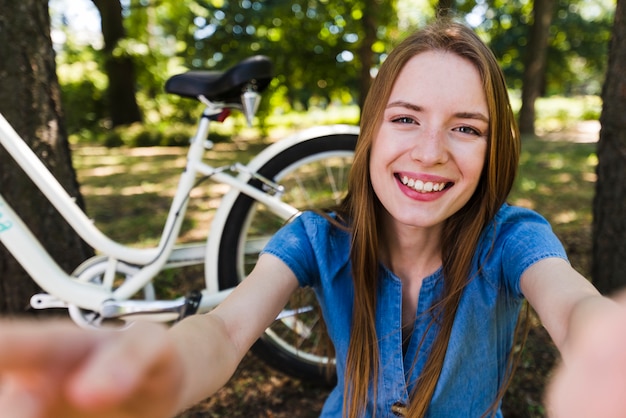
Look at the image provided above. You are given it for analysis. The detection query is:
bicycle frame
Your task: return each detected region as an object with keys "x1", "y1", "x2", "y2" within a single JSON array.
[{"x1": 0, "y1": 106, "x2": 299, "y2": 315}]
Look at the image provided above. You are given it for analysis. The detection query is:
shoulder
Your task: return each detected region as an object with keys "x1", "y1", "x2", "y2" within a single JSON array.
[
  {"x1": 493, "y1": 203, "x2": 552, "y2": 228},
  {"x1": 476, "y1": 204, "x2": 567, "y2": 293},
  {"x1": 483, "y1": 203, "x2": 557, "y2": 245},
  {"x1": 285, "y1": 211, "x2": 350, "y2": 242},
  {"x1": 261, "y1": 211, "x2": 351, "y2": 286}
]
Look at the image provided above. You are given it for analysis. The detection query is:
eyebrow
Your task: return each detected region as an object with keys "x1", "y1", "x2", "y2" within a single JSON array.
[{"x1": 386, "y1": 100, "x2": 489, "y2": 123}]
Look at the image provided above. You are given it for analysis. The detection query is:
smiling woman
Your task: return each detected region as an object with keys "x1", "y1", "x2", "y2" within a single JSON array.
[
  {"x1": 0, "y1": 18, "x2": 620, "y2": 418},
  {"x1": 370, "y1": 51, "x2": 488, "y2": 229}
]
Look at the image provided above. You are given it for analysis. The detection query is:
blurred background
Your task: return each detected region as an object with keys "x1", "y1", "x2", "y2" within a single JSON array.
[{"x1": 47, "y1": 0, "x2": 613, "y2": 145}]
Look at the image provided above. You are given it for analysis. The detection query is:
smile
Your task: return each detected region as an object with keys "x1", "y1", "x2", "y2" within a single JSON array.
[{"x1": 399, "y1": 175, "x2": 449, "y2": 193}]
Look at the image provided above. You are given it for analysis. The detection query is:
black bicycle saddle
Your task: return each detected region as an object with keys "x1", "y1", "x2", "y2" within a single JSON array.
[{"x1": 164, "y1": 55, "x2": 274, "y2": 104}]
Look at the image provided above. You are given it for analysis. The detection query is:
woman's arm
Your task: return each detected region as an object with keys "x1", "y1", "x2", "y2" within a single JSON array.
[
  {"x1": 170, "y1": 253, "x2": 300, "y2": 411},
  {"x1": 521, "y1": 257, "x2": 626, "y2": 417},
  {"x1": 520, "y1": 257, "x2": 615, "y2": 353},
  {"x1": 0, "y1": 253, "x2": 299, "y2": 418}
]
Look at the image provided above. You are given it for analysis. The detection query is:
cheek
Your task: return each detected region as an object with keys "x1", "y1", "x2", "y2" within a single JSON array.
[
  {"x1": 469, "y1": 157, "x2": 486, "y2": 181},
  {"x1": 370, "y1": 130, "x2": 402, "y2": 170},
  {"x1": 369, "y1": 137, "x2": 387, "y2": 172},
  {"x1": 459, "y1": 143, "x2": 487, "y2": 181},
  {"x1": 368, "y1": 144, "x2": 390, "y2": 197}
]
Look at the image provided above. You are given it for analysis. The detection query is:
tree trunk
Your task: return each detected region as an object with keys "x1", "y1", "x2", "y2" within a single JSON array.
[
  {"x1": 357, "y1": 0, "x2": 379, "y2": 112},
  {"x1": 592, "y1": 0, "x2": 626, "y2": 294},
  {"x1": 92, "y1": 0, "x2": 142, "y2": 127},
  {"x1": 518, "y1": 0, "x2": 556, "y2": 135},
  {"x1": 437, "y1": 0, "x2": 455, "y2": 16},
  {"x1": 0, "y1": 1, "x2": 92, "y2": 314}
]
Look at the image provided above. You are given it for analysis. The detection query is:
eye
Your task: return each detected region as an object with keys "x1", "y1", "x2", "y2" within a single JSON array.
[
  {"x1": 391, "y1": 116, "x2": 417, "y2": 125},
  {"x1": 454, "y1": 125, "x2": 482, "y2": 136}
]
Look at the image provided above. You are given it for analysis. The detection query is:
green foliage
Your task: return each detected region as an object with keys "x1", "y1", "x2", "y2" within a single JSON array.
[
  {"x1": 56, "y1": 40, "x2": 108, "y2": 134},
  {"x1": 177, "y1": 0, "x2": 398, "y2": 112},
  {"x1": 52, "y1": 0, "x2": 613, "y2": 147},
  {"x1": 460, "y1": 0, "x2": 614, "y2": 96},
  {"x1": 103, "y1": 130, "x2": 124, "y2": 148},
  {"x1": 546, "y1": 0, "x2": 614, "y2": 95},
  {"x1": 99, "y1": 122, "x2": 198, "y2": 148},
  {"x1": 54, "y1": 0, "x2": 399, "y2": 143}
]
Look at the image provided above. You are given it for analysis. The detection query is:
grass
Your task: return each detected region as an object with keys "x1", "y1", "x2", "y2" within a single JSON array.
[
  {"x1": 510, "y1": 133, "x2": 597, "y2": 276},
  {"x1": 73, "y1": 138, "x2": 267, "y2": 247}
]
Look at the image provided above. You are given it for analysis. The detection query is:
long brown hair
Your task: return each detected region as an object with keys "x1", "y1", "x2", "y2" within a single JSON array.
[{"x1": 335, "y1": 19, "x2": 521, "y2": 417}]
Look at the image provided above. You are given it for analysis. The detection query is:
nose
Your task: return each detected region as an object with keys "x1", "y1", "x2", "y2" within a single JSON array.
[{"x1": 409, "y1": 129, "x2": 448, "y2": 165}]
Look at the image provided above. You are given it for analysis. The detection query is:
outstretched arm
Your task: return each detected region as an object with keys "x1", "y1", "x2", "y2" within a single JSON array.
[
  {"x1": 521, "y1": 257, "x2": 626, "y2": 417},
  {"x1": 0, "y1": 253, "x2": 298, "y2": 418},
  {"x1": 544, "y1": 290, "x2": 626, "y2": 417},
  {"x1": 170, "y1": 253, "x2": 299, "y2": 411},
  {"x1": 521, "y1": 257, "x2": 610, "y2": 354}
]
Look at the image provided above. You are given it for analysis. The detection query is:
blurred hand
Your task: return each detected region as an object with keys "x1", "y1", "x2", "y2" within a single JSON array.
[
  {"x1": 0, "y1": 320, "x2": 184, "y2": 418},
  {"x1": 545, "y1": 292, "x2": 626, "y2": 418}
]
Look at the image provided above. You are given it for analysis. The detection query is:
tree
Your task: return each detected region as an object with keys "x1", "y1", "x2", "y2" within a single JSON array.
[
  {"x1": 0, "y1": 1, "x2": 92, "y2": 314},
  {"x1": 463, "y1": 0, "x2": 612, "y2": 97},
  {"x1": 167, "y1": 0, "x2": 397, "y2": 113},
  {"x1": 356, "y1": 0, "x2": 396, "y2": 110},
  {"x1": 518, "y1": 0, "x2": 556, "y2": 135},
  {"x1": 437, "y1": 0, "x2": 455, "y2": 16},
  {"x1": 592, "y1": 0, "x2": 626, "y2": 294},
  {"x1": 92, "y1": 0, "x2": 142, "y2": 127}
]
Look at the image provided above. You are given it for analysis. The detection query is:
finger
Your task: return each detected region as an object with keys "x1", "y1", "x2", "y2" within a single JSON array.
[
  {"x1": 0, "y1": 376, "x2": 46, "y2": 418},
  {"x1": 547, "y1": 359, "x2": 626, "y2": 417},
  {"x1": 0, "y1": 390, "x2": 42, "y2": 418},
  {"x1": 546, "y1": 305, "x2": 626, "y2": 417},
  {"x1": 66, "y1": 321, "x2": 175, "y2": 410},
  {"x1": 0, "y1": 320, "x2": 101, "y2": 371}
]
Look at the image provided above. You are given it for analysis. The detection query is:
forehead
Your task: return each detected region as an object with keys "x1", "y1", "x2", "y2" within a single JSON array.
[{"x1": 389, "y1": 51, "x2": 487, "y2": 111}]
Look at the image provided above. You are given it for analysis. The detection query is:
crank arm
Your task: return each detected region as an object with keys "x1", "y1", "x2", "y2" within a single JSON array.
[
  {"x1": 30, "y1": 293, "x2": 69, "y2": 309},
  {"x1": 100, "y1": 290, "x2": 203, "y2": 321}
]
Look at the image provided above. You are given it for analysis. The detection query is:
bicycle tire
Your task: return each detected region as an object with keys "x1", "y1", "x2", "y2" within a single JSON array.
[{"x1": 216, "y1": 128, "x2": 357, "y2": 386}]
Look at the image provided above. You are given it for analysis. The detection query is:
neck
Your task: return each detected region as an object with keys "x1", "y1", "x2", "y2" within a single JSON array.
[{"x1": 379, "y1": 214, "x2": 443, "y2": 282}]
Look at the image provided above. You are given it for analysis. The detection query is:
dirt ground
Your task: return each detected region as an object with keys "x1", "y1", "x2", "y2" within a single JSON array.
[
  {"x1": 177, "y1": 351, "x2": 330, "y2": 418},
  {"x1": 174, "y1": 313, "x2": 559, "y2": 418}
]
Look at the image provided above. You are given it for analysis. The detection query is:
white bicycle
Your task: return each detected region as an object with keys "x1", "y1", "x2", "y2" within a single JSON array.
[{"x1": 0, "y1": 55, "x2": 357, "y2": 385}]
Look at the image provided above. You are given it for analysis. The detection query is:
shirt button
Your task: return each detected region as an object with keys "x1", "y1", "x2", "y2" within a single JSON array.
[{"x1": 391, "y1": 401, "x2": 407, "y2": 417}]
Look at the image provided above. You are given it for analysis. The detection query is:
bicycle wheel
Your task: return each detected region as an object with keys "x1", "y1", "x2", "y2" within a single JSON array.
[{"x1": 216, "y1": 128, "x2": 357, "y2": 386}]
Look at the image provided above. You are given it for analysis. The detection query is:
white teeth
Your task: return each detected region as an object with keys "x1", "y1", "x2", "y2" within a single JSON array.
[{"x1": 400, "y1": 175, "x2": 447, "y2": 193}]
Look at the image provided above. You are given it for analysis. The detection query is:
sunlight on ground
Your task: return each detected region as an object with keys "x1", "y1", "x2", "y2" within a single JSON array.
[{"x1": 540, "y1": 120, "x2": 600, "y2": 143}]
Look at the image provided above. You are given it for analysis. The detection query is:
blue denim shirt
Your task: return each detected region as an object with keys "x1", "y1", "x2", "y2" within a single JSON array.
[{"x1": 262, "y1": 204, "x2": 567, "y2": 417}]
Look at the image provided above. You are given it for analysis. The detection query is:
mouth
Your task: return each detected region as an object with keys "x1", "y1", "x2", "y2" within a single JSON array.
[{"x1": 397, "y1": 174, "x2": 452, "y2": 193}]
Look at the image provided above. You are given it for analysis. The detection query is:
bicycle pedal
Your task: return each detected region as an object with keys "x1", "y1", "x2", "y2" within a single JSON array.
[{"x1": 30, "y1": 293, "x2": 68, "y2": 309}]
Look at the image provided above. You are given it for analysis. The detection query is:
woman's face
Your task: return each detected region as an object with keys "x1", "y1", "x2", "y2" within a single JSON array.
[{"x1": 369, "y1": 50, "x2": 488, "y2": 232}]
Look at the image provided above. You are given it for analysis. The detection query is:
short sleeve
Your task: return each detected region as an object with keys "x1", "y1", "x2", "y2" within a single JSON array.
[
  {"x1": 260, "y1": 214, "x2": 320, "y2": 287},
  {"x1": 496, "y1": 206, "x2": 568, "y2": 296}
]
